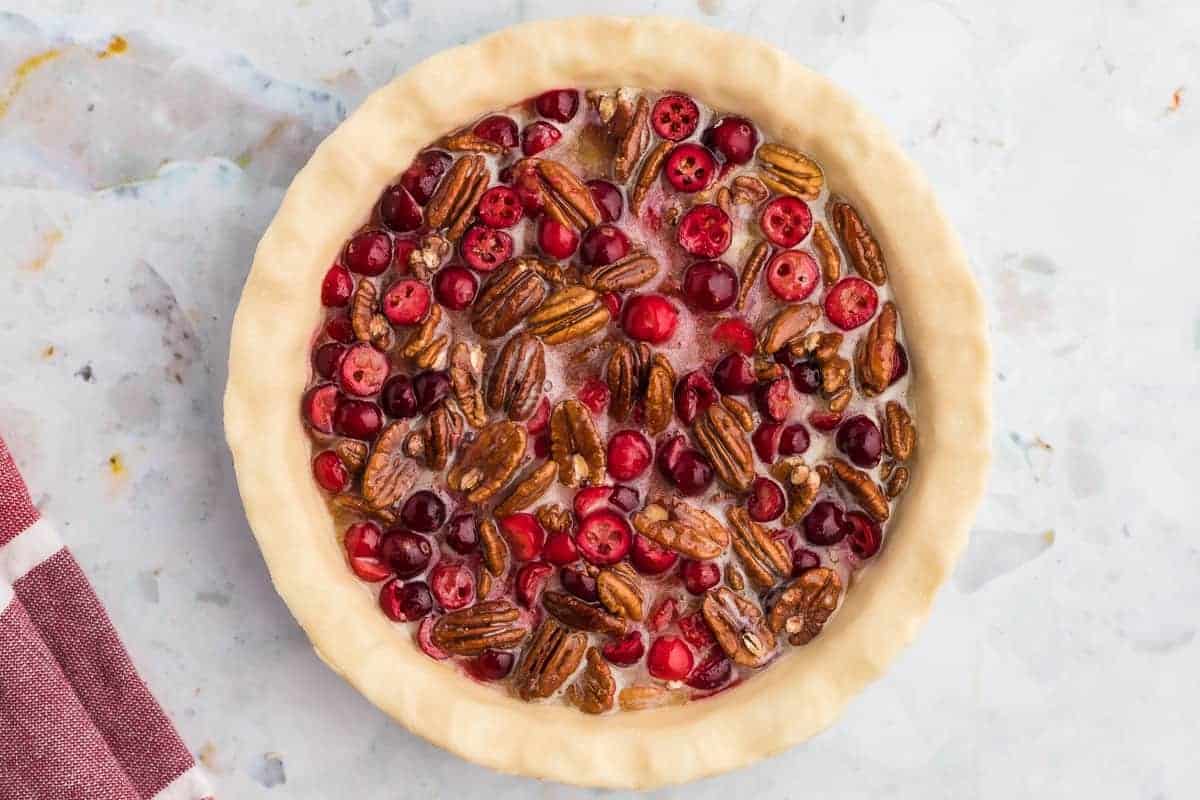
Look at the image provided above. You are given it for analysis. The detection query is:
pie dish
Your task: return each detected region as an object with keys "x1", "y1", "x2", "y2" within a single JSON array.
[{"x1": 224, "y1": 16, "x2": 989, "y2": 789}]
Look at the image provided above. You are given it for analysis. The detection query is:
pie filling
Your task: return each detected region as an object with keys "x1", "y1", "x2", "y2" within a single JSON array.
[{"x1": 302, "y1": 87, "x2": 916, "y2": 713}]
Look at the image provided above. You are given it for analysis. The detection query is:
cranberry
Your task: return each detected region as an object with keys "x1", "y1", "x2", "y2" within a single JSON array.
[
  {"x1": 573, "y1": 485, "x2": 614, "y2": 519},
  {"x1": 379, "y1": 185, "x2": 422, "y2": 232},
  {"x1": 609, "y1": 485, "x2": 639, "y2": 512},
  {"x1": 825, "y1": 277, "x2": 879, "y2": 330},
  {"x1": 766, "y1": 250, "x2": 820, "y2": 302},
  {"x1": 521, "y1": 121, "x2": 561, "y2": 155},
  {"x1": 321, "y1": 265, "x2": 353, "y2": 307},
  {"x1": 532, "y1": 433, "x2": 551, "y2": 459},
  {"x1": 382, "y1": 279, "x2": 431, "y2": 325},
  {"x1": 680, "y1": 560, "x2": 721, "y2": 595},
  {"x1": 324, "y1": 314, "x2": 355, "y2": 343},
  {"x1": 338, "y1": 343, "x2": 388, "y2": 397},
  {"x1": 497, "y1": 513, "x2": 545, "y2": 561},
  {"x1": 621, "y1": 294, "x2": 678, "y2": 343},
  {"x1": 790, "y1": 360, "x2": 822, "y2": 394},
  {"x1": 647, "y1": 636, "x2": 694, "y2": 681},
  {"x1": 836, "y1": 415, "x2": 883, "y2": 468},
  {"x1": 752, "y1": 422, "x2": 782, "y2": 463},
  {"x1": 461, "y1": 224, "x2": 514, "y2": 272},
  {"x1": 602, "y1": 630, "x2": 645, "y2": 666},
  {"x1": 711, "y1": 318, "x2": 756, "y2": 355},
  {"x1": 412, "y1": 370, "x2": 451, "y2": 413},
  {"x1": 472, "y1": 115, "x2": 519, "y2": 149},
  {"x1": 747, "y1": 477, "x2": 786, "y2": 522},
  {"x1": 713, "y1": 353, "x2": 756, "y2": 395},
  {"x1": 342, "y1": 230, "x2": 392, "y2": 276},
  {"x1": 647, "y1": 597, "x2": 678, "y2": 632},
  {"x1": 467, "y1": 649, "x2": 514, "y2": 681},
  {"x1": 445, "y1": 514, "x2": 478, "y2": 554},
  {"x1": 312, "y1": 342, "x2": 345, "y2": 379},
  {"x1": 533, "y1": 88, "x2": 579, "y2": 122},
  {"x1": 332, "y1": 399, "x2": 383, "y2": 440},
  {"x1": 791, "y1": 546, "x2": 822, "y2": 577},
  {"x1": 400, "y1": 150, "x2": 452, "y2": 205},
  {"x1": 703, "y1": 116, "x2": 758, "y2": 164},
  {"x1": 892, "y1": 343, "x2": 909, "y2": 384},
  {"x1": 432, "y1": 265, "x2": 478, "y2": 310},
  {"x1": 508, "y1": 160, "x2": 543, "y2": 213},
  {"x1": 476, "y1": 186, "x2": 522, "y2": 229},
  {"x1": 543, "y1": 532, "x2": 579, "y2": 566},
  {"x1": 303, "y1": 383, "x2": 340, "y2": 433},
  {"x1": 380, "y1": 578, "x2": 418, "y2": 621},
  {"x1": 536, "y1": 217, "x2": 579, "y2": 260},
  {"x1": 664, "y1": 143, "x2": 716, "y2": 193},
  {"x1": 379, "y1": 374, "x2": 418, "y2": 418},
  {"x1": 400, "y1": 490, "x2": 446, "y2": 532},
  {"x1": 671, "y1": 451, "x2": 715, "y2": 496},
  {"x1": 675, "y1": 370, "x2": 719, "y2": 425},
  {"x1": 682, "y1": 260, "x2": 738, "y2": 312},
  {"x1": 417, "y1": 616, "x2": 449, "y2": 660},
  {"x1": 655, "y1": 433, "x2": 688, "y2": 477},
  {"x1": 779, "y1": 423, "x2": 811, "y2": 456},
  {"x1": 846, "y1": 512, "x2": 882, "y2": 559},
  {"x1": 677, "y1": 205, "x2": 732, "y2": 258},
  {"x1": 809, "y1": 410, "x2": 844, "y2": 432},
  {"x1": 515, "y1": 561, "x2": 553, "y2": 607},
  {"x1": 803, "y1": 501, "x2": 851, "y2": 546},
  {"x1": 393, "y1": 236, "x2": 419, "y2": 269},
  {"x1": 577, "y1": 377, "x2": 610, "y2": 414},
  {"x1": 759, "y1": 196, "x2": 812, "y2": 247},
  {"x1": 580, "y1": 225, "x2": 631, "y2": 268},
  {"x1": 586, "y1": 180, "x2": 623, "y2": 222},
  {"x1": 344, "y1": 521, "x2": 390, "y2": 582},
  {"x1": 678, "y1": 612, "x2": 716, "y2": 650},
  {"x1": 651, "y1": 93, "x2": 700, "y2": 141},
  {"x1": 686, "y1": 650, "x2": 732, "y2": 690},
  {"x1": 630, "y1": 534, "x2": 678, "y2": 575},
  {"x1": 312, "y1": 451, "x2": 348, "y2": 492},
  {"x1": 576, "y1": 510, "x2": 632, "y2": 566},
  {"x1": 607, "y1": 430, "x2": 652, "y2": 480},
  {"x1": 526, "y1": 396, "x2": 551, "y2": 434},
  {"x1": 380, "y1": 530, "x2": 433, "y2": 578},
  {"x1": 560, "y1": 564, "x2": 599, "y2": 602},
  {"x1": 755, "y1": 378, "x2": 793, "y2": 423}
]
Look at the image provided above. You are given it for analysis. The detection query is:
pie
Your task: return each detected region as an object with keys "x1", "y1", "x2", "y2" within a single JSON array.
[{"x1": 225, "y1": 17, "x2": 990, "y2": 789}]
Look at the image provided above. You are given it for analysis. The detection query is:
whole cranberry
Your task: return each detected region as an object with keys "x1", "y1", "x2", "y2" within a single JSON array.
[
  {"x1": 560, "y1": 564, "x2": 599, "y2": 602},
  {"x1": 681, "y1": 260, "x2": 738, "y2": 312},
  {"x1": 606, "y1": 430, "x2": 652, "y2": 480},
  {"x1": 324, "y1": 315, "x2": 355, "y2": 343},
  {"x1": 703, "y1": 116, "x2": 758, "y2": 164},
  {"x1": 580, "y1": 225, "x2": 631, "y2": 268},
  {"x1": 602, "y1": 631, "x2": 645, "y2": 667},
  {"x1": 630, "y1": 534, "x2": 678, "y2": 575},
  {"x1": 429, "y1": 562, "x2": 475, "y2": 610},
  {"x1": 686, "y1": 650, "x2": 733, "y2": 691},
  {"x1": 400, "y1": 490, "x2": 446, "y2": 532},
  {"x1": 778, "y1": 423, "x2": 811, "y2": 456},
  {"x1": 671, "y1": 450, "x2": 715, "y2": 496},
  {"x1": 380, "y1": 530, "x2": 434, "y2": 578},
  {"x1": 791, "y1": 546, "x2": 822, "y2": 577},
  {"x1": 586, "y1": 180, "x2": 623, "y2": 222},
  {"x1": 344, "y1": 521, "x2": 389, "y2": 582},
  {"x1": 543, "y1": 532, "x2": 579, "y2": 566},
  {"x1": 497, "y1": 513, "x2": 545, "y2": 561},
  {"x1": 380, "y1": 580, "x2": 434, "y2": 621},
  {"x1": 445, "y1": 514, "x2": 478, "y2": 554},
  {"x1": 621, "y1": 294, "x2": 678, "y2": 343},
  {"x1": 647, "y1": 635, "x2": 694, "y2": 681},
  {"x1": 533, "y1": 88, "x2": 579, "y2": 122},
  {"x1": 412, "y1": 370, "x2": 451, "y2": 413},
  {"x1": 752, "y1": 421, "x2": 782, "y2": 463},
  {"x1": 342, "y1": 230, "x2": 393, "y2": 276},
  {"x1": 577, "y1": 377, "x2": 611, "y2": 414},
  {"x1": 339, "y1": 342, "x2": 389, "y2": 397},
  {"x1": 755, "y1": 378, "x2": 793, "y2": 422},
  {"x1": 378, "y1": 184, "x2": 422, "y2": 232},
  {"x1": 537, "y1": 217, "x2": 579, "y2": 260},
  {"x1": 472, "y1": 115, "x2": 519, "y2": 150},
  {"x1": 846, "y1": 511, "x2": 883, "y2": 559},
  {"x1": 680, "y1": 559, "x2": 721, "y2": 594},
  {"x1": 468, "y1": 649, "x2": 514, "y2": 681},
  {"x1": 791, "y1": 360, "x2": 822, "y2": 394},
  {"x1": 674, "y1": 370, "x2": 719, "y2": 425},
  {"x1": 713, "y1": 353, "x2": 756, "y2": 395},
  {"x1": 461, "y1": 224, "x2": 514, "y2": 272},
  {"x1": 892, "y1": 344, "x2": 909, "y2": 384},
  {"x1": 433, "y1": 265, "x2": 478, "y2": 310},
  {"x1": 312, "y1": 341, "x2": 346, "y2": 379},
  {"x1": 380, "y1": 374, "x2": 419, "y2": 419},
  {"x1": 515, "y1": 561, "x2": 553, "y2": 607},
  {"x1": 655, "y1": 433, "x2": 688, "y2": 477},
  {"x1": 400, "y1": 150, "x2": 452, "y2": 204},
  {"x1": 521, "y1": 121, "x2": 561, "y2": 155},
  {"x1": 576, "y1": 511, "x2": 632, "y2": 566},
  {"x1": 321, "y1": 265, "x2": 353, "y2": 307},
  {"x1": 836, "y1": 415, "x2": 883, "y2": 468},
  {"x1": 747, "y1": 477, "x2": 786, "y2": 522},
  {"x1": 311, "y1": 451, "x2": 349, "y2": 492},
  {"x1": 663, "y1": 143, "x2": 716, "y2": 193},
  {"x1": 332, "y1": 399, "x2": 383, "y2": 440},
  {"x1": 810, "y1": 410, "x2": 844, "y2": 432},
  {"x1": 803, "y1": 501, "x2": 850, "y2": 546},
  {"x1": 304, "y1": 384, "x2": 340, "y2": 433}
]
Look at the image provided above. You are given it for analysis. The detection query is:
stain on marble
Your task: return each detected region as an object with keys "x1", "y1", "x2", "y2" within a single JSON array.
[
  {"x1": 955, "y1": 527, "x2": 1054, "y2": 593},
  {"x1": 107, "y1": 452, "x2": 126, "y2": 477},
  {"x1": 249, "y1": 753, "x2": 287, "y2": 788},
  {"x1": 129, "y1": 261, "x2": 204, "y2": 385},
  {"x1": 198, "y1": 741, "x2": 220, "y2": 772},
  {"x1": 1129, "y1": 629, "x2": 1196, "y2": 654},
  {"x1": 74, "y1": 363, "x2": 95, "y2": 382},
  {"x1": 40, "y1": 344, "x2": 55, "y2": 359},
  {"x1": 96, "y1": 34, "x2": 127, "y2": 59},
  {"x1": 0, "y1": 47, "x2": 62, "y2": 118},
  {"x1": 196, "y1": 590, "x2": 232, "y2": 607},
  {"x1": 1168, "y1": 86, "x2": 1184, "y2": 112},
  {"x1": 19, "y1": 228, "x2": 62, "y2": 272}
]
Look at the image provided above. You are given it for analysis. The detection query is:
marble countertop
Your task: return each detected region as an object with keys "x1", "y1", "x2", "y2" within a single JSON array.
[{"x1": 1, "y1": 1, "x2": 1197, "y2": 797}]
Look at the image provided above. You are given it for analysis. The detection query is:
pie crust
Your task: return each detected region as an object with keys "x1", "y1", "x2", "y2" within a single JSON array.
[{"x1": 224, "y1": 16, "x2": 990, "y2": 788}]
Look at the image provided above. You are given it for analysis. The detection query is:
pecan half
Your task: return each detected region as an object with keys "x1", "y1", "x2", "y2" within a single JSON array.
[
  {"x1": 448, "y1": 341, "x2": 487, "y2": 428},
  {"x1": 731, "y1": 175, "x2": 769, "y2": 206},
  {"x1": 512, "y1": 158, "x2": 601, "y2": 231},
  {"x1": 886, "y1": 465, "x2": 910, "y2": 498},
  {"x1": 619, "y1": 684, "x2": 687, "y2": 711},
  {"x1": 400, "y1": 304, "x2": 446, "y2": 367},
  {"x1": 644, "y1": 355, "x2": 676, "y2": 435},
  {"x1": 512, "y1": 619, "x2": 587, "y2": 701},
  {"x1": 768, "y1": 568, "x2": 842, "y2": 646},
  {"x1": 525, "y1": 286, "x2": 610, "y2": 345},
  {"x1": 439, "y1": 130, "x2": 505, "y2": 154},
  {"x1": 329, "y1": 493, "x2": 396, "y2": 524},
  {"x1": 789, "y1": 330, "x2": 850, "y2": 397},
  {"x1": 597, "y1": 562, "x2": 645, "y2": 621},
  {"x1": 581, "y1": 250, "x2": 659, "y2": 292},
  {"x1": 726, "y1": 566, "x2": 746, "y2": 592},
  {"x1": 830, "y1": 458, "x2": 890, "y2": 522},
  {"x1": 494, "y1": 460, "x2": 557, "y2": 517},
  {"x1": 361, "y1": 421, "x2": 418, "y2": 509},
  {"x1": 735, "y1": 240, "x2": 771, "y2": 311},
  {"x1": 567, "y1": 647, "x2": 615, "y2": 714},
  {"x1": 702, "y1": 587, "x2": 776, "y2": 668},
  {"x1": 693, "y1": 403, "x2": 755, "y2": 492},
  {"x1": 631, "y1": 498, "x2": 730, "y2": 560},
  {"x1": 720, "y1": 396, "x2": 755, "y2": 432},
  {"x1": 549, "y1": 400, "x2": 606, "y2": 487},
  {"x1": 424, "y1": 154, "x2": 488, "y2": 241},
  {"x1": 761, "y1": 303, "x2": 821, "y2": 354},
  {"x1": 536, "y1": 503, "x2": 571, "y2": 534},
  {"x1": 350, "y1": 279, "x2": 393, "y2": 350},
  {"x1": 485, "y1": 332, "x2": 545, "y2": 421},
  {"x1": 477, "y1": 517, "x2": 508, "y2": 576},
  {"x1": 471, "y1": 258, "x2": 548, "y2": 339},
  {"x1": 829, "y1": 200, "x2": 887, "y2": 285},
  {"x1": 631, "y1": 140, "x2": 671, "y2": 216},
  {"x1": 446, "y1": 420, "x2": 526, "y2": 503},
  {"x1": 771, "y1": 458, "x2": 822, "y2": 526},
  {"x1": 812, "y1": 222, "x2": 841, "y2": 286},
  {"x1": 404, "y1": 403, "x2": 462, "y2": 470},
  {"x1": 612, "y1": 95, "x2": 650, "y2": 183},
  {"x1": 883, "y1": 401, "x2": 916, "y2": 461},
  {"x1": 606, "y1": 339, "x2": 651, "y2": 423},
  {"x1": 542, "y1": 591, "x2": 628, "y2": 636},
  {"x1": 407, "y1": 232, "x2": 451, "y2": 280},
  {"x1": 756, "y1": 143, "x2": 824, "y2": 200},
  {"x1": 727, "y1": 506, "x2": 792, "y2": 589},
  {"x1": 855, "y1": 301, "x2": 898, "y2": 395},
  {"x1": 334, "y1": 439, "x2": 368, "y2": 474},
  {"x1": 432, "y1": 599, "x2": 529, "y2": 655}
]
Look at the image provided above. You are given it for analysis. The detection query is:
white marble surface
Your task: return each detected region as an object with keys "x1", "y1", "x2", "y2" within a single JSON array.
[{"x1": 1, "y1": 1, "x2": 1197, "y2": 797}]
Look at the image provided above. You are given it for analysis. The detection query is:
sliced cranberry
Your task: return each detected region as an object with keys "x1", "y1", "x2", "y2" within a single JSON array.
[
  {"x1": 809, "y1": 410, "x2": 844, "y2": 432},
  {"x1": 601, "y1": 292, "x2": 621, "y2": 317},
  {"x1": 703, "y1": 116, "x2": 758, "y2": 164},
  {"x1": 578, "y1": 377, "x2": 610, "y2": 414},
  {"x1": 779, "y1": 423, "x2": 811, "y2": 456},
  {"x1": 543, "y1": 532, "x2": 579, "y2": 566},
  {"x1": 380, "y1": 374, "x2": 418, "y2": 418},
  {"x1": 378, "y1": 578, "x2": 403, "y2": 621},
  {"x1": 560, "y1": 564, "x2": 599, "y2": 602},
  {"x1": 712, "y1": 318, "x2": 756, "y2": 355},
  {"x1": 387, "y1": 580, "x2": 434, "y2": 621},
  {"x1": 476, "y1": 186, "x2": 522, "y2": 229},
  {"x1": 526, "y1": 396, "x2": 552, "y2": 435},
  {"x1": 766, "y1": 250, "x2": 820, "y2": 302},
  {"x1": 380, "y1": 530, "x2": 433, "y2": 578},
  {"x1": 533, "y1": 88, "x2": 579, "y2": 122},
  {"x1": 647, "y1": 597, "x2": 678, "y2": 632},
  {"x1": 379, "y1": 184, "x2": 422, "y2": 232},
  {"x1": 836, "y1": 415, "x2": 883, "y2": 468},
  {"x1": 755, "y1": 378, "x2": 793, "y2": 423},
  {"x1": 460, "y1": 224, "x2": 513, "y2": 273},
  {"x1": 803, "y1": 500, "x2": 851, "y2": 546},
  {"x1": 521, "y1": 121, "x2": 561, "y2": 155},
  {"x1": 536, "y1": 217, "x2": 579, "y2": 260},
  {"x1": 400, "y1": 150, "x2": 452, "y2": 205},
  {"x1": 712, "y1": 353, "x2": 756, "y2": 395},
  {"x1": 515, "y1": 561, "x2": 553, "y2": 607},
  {"x1": 609, "y1": 485, "x2": 639, "y2": 512},
  {"x1": 664, "y1": 143, "x2": 716, "y2": 193},
  {"x1": 790, "y1": 360, "x2": 822, "y2": 394},
  {"x1": 586, "y1": 180, "x2": 623, "y2": 222},
  {"x1": 670, "y1": 450, "x2": 715, "y2": 496},
  {"x1": 580, "y1": 225, "x2": 631, "y2": 268},
  {"x1": 417, "y1": 616, "x2": 449, "y2": 659},
  {"x1": 312, "y1": 451, "x2": 349, "y2": 492},
  {"x1": 344, "y1": 521, "x2": 389, "y2": 582},
  {"x1": 573, "y1": 485, "x2": 614, "y2": 519},
  {"x1": 602, "y1": 630, "x2": 645, "y2": 666},
  {"x1": 652, "y1": 93, "x2": 700, "y2": 141},
  {"x1": 846, "y1": 511, "x2": 882, "y2": 559},
  {"x1": 791, "y1": 546, "x2": 822, "y2": 577},
  {"x1": 338, "y1": 343, "x2": 389, "y2": 396},
  {"x1": 472, "y1": 115, "x2": 519, "y2": 149},
  {"x1": 433, "y1": 265, "x2": 478, "y2": 310},
  {"x1": 675, "y1": 370, "x2": 719, "y2": 425},
  {"x1": 467, "y1": 649, "x2": 514, "y2": 681},
  {"x1": 630, "y1": 534, "x2": 678, "y2": 576},
  {"x1": 321, "y1": 265, "x2": 354, "y2": 307},
  {"x1": 303, "y1": 383, "x2": 340, "y2": 433},
  {"x1": 682, "y1": 260, "x2": 737, "y2": 312},
  {"x1": 678, "y1": 612, "x2": 716, "y2": 650},
  {"x1": 332, "y1": 399, "x2": 383, "y2": 440},
  {"x1": 412, "y1": 370, "x2": 451, "y2": 414},
  {"x1": 497, "y1": 513, "x2": 545, "y2": 561},
  {"x1": 759, "y1": 196, "x2": 812, "y2": 247},
  {"x1": 621, "y1": 294, "x2": 678, "y2": 343},
  {"x1": 399, "y1": 490, "x2": 446, "y2": 532},
  {"x1": 747, "y1": 477, "x2": 786, "y2": 522},
  {"x1": 445, "y1": 514, "x2": 478, "y2": 554},
  {"x1": 576, "y1": 510, "x2": 632, "y2": 566},
  {"x1": 647, "y1": 635, "x2": 694, "y2": 681},
  {"x1": 607, "y1": 430, "x2": 652, "y2": 481},
  {"x1": 752, "y1": 422, "x2": 782, "y2": 463},
  {"x1": 324, "y1": 314, "x2": 355, "y2": 343},
  {"x1": 825, "y1": 277, "x2": 879, "y2": 330},
  {"x1": 343, "y1": 230, "x2": 393, "y2": 276},
  {"x1": 392, "y1": 236, "x2": 418, "y2": 272},
  {"x1": 312, "y1": 342, "x2": 345, "y2": 379},
  {"x1": 686, "y1": 650, "x2": 732, "y2": 690},
  {"x1": 655, "y1": 433, "x2": 688, "y2": 476},
  {"x1": 892, "y1": 343, "x2": 909, "y2": 384},
  {"x1": 382, "y1": 279, "x2": 431, "y2": 325},
  {"x1": 680, "y1": 560, "x2": 721, "y2": 595}
]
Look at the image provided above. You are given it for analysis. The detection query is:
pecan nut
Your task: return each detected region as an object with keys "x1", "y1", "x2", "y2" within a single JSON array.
[
  {"x1": 361, "y1": 421, "x2": 418, "y2": 509},
  {"x1": 770, "y1": 458, "x2": 822, "y2": 526},
  {"x1": 524, "y1": 286, "x2": 610, "y2": 345},
  {"x1": 485, "y1": 332, "x2": 545, "y2": 421},
  {"x1": 643, "y1": 355, "x2": 675, "y2": 436},
  {"x1": 701, "y1": 587, "x2": 776, "y2": 668},
  {"x1": 630, "y1": 140, "x2": 671, "y2": 216},
  {"x1": 606, "y1": 339, "x2": 651, "y2": 423},
  {"x1": 761, "y1": 303, "x2": 821, "y2": 354},
  {"x1": 334, "y1": 439, "x2": 368, "y2": 474},
  {"x1": 424, "y1": 154, "x2": 488, "y2": 241},
  {"x1": 581, "y1": 250, "x2": 659, "y2": 292},
  {"x1": 471, "y1": 258, "x2": 548, "y2": 339},
  {"x1": 830, "y1": 458, "x2": 890, "y2": 521},
  {"x1": 407, "y1": 233, "x2": 451, "y2": 280},
  {"x1": 830, "y1": 200, "x2": 887, "y2": 285},
  {"x1": 542, "y1": 590, "x2": 629, "y2": 636},
  {"x1": 439, "y1": 130, "x2": 505, "y2": 154},
  {"x1": 446, "y1": 420, "x2": 526, "y2": 503},
  {"x1": 400, "y1": 304, "x2": 446, "y2": 367},
  {"x1": 855, "y1": 301, "x2": 899, "y2": 395},
  {"x1": 329, "y1": 493, "x2": 396, "y2": 525},
  {"x1": 631, "y1": 497, "x2": 730, "y2": 560},
  {"x1": 618, "y1": 684, "x2": 687, "y2": 711},
  {"x1": 512, "y1": 619, "x2": 587, "y2": 701},
  {"x1": 720, "y1": 396, "x2": 755, "y2": 432},
  {"x1": 567, "y1": 647, "x2": 615, "y2": 714},
  {"x1": 448, "y1": 341, "x2": 487, "y2": 428},
  {"x1": 727, "y1": 506, "x2": 792, "y2": 589},
  {"x1": 404, "y1": 404, "x2": 462, "y2": 470},
  {"x1": 431, "y1": 599, "x2": 529, "y2": 655},
  {"x1": 350, "y1": 279, "x2": 393, "y2": 350},
  {"x1": 735, "y1": 241, "x2": 771, "y2": 311},
  {"x1": 511, "y1": 158, "x2": 601, "y2": 231},
  {"x1": 612, "y1": 95, "x2": 650, "y2": 183},
  {"x1": 756, "y1": 143, "x2": 824, "y2": 200},
  {"x1": 886, "y1": 465, "x2": 910, "y2": 498},
  {"x1": 477, "y1": 517, "x2": 508, "y2": 576},
  {"x1": 597, "y1": 562, "x2": 645, "y2": 621},
  {"x1": 549, "y1": 400, "x2": 606, "y2": 487},
  {"x1": 768, "y1": 568, "x2": 842, "y2": 646},
  {"x1": 731, "y1": 175, "x2": 769, "y2": 206},
  {"x1": 693, "y1": 403, "x2": 755, "y2": 492},
  {"x1": 883, "y1": 401, "x2": 916, "y2": 461},
  {"x1": 494, "y1": 460, "x2": 557, "y2": 517},
  {"x1": 812, "y1": 221, "x2": 841, "y2": 286}
]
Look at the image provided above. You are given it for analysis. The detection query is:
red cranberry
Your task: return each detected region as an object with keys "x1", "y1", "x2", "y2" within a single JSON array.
[
  {"x1": 526, "y1": 396, "x2": 551, "y2": 434},
  {"x1": 647, "y1": 597, "x2": 678, "y2": 632},
  {"x1": 417, "y1": 616, "x2": 449, "y2": 660},
  {"x1": 836, "y1": 415, "x2": 883, "y2": 468},
  {"x1": 461, "y1": 224, "x2": 514, "y2": 272},
  {"x1": 791, "y1": 546, "x2": 822, "y2": 577},
  {"x1": 312, "y1": 450, "x2": 348, "y2": 492},
  {"x1": 400, "y1": 490, "x2": 446, "y2": 532},
  {"x1": 412, "y1": 370, "x2": 451, "y2": 413},
  {"x1": 433, "y1": 265, "x2": 478, "y2": 310},
  {"x1": 825, "y1": 277, "x2": 879, "y2": 330},
  {"x1": 379, "y1": 185, "x2": 422, "y2": 232},
  {"x1": 382, "y1": 279, "x2": 431, "y2": 325},
  {"x1": 533, "y1": 433, "x2": 551, "y2": 459},
  {"x1": 703, "y1": 116, "x2": 758, "y2": 164},
  {"x1": 343, "y1": 230, "x2": 393, "y2": 276},
  {"x1": 344, "y1": 521, "x2": 390, "y2": 582},
  {"x1": 521, "y1": 121, "x2": 561, "y2": 155},
  {"x1": 609, "y1": 484, "x2": 639, "y2": 512},
  {"x1": 678, "y1": 612, "x2": 716, "y2": 650},
  {"x1": 400, "y1": 150, "x2": 452, "y2": 205},
  {"x1": 680, "y1": 560, "x2": 721, "y2": 595},
  {"x1": 321, "y1": 264, "x2": 353, "y2": 307},
  {"x1": 381, "y1": 530, "x2": 433, "y2": 578},
  {"x1": 682, "y1": 260, "x2": 738, "y2": 312},
  {"x1": 803, "y1": 501, "x2": 851, "y2": 546},
  {"x1": 497, "y1": 513, "x2": 545, "y2": 561},
  {"x1": 576, "y1": 510, "x2": 632, "y2": 566},
  {"x1": 713, "y1": 353, "x2": 756, "y2": 395},
  {"x1": 655, "y1": 433, "x2": 688, "y2": 477},
  {"x1": 303, "y1": 383, "x2": 340, "y2": 433},
  {"x1": 759, "y1": 196, "x2": 812, "y2": 247},
  {"x1": 586, "y1": 180, "x2": 623, "y2": 222},
  {"x1": 533, "y1": 88, "x2": 579, "y2": 122},
  {"x1": 809, "y1": 410, "x2": 844, "y2": 432},
  {"x1": 560, "y1": 564, "x2": 599, "y2": 602},
  {"x1": 651, "y1": 93, "x2": 700, "y2": 141},
  {"x1": 477, "y1": 186, "x2": 522, "y2": 229},
  {"x1": 671, "y1": 450, "x2": 715, "y2": 496},
  {"x1": 892, "y1": 343, "x2": 909, "y2": 384},
  {"x1": 755, "y1": 377, "x2": 793, "y2": 422},
  {"x1": 621, "y1": 294, "x2": 678, "y2": 343},
  {"x1": 600, "y1": 289, "x2": 621, "y2": 317},
  {"x1": 790, "y1": 360, "x2": 822, "y2": 394},
  {"x1": 607, "y1": 430, "x2": 652, "y2": 480},
  {"x1": 766, "y1": 250, "x2": 820, "y2": 302},
  {"x1": 312, "y1": 341, "x2": 345, "y2": 379},
  {"x1": 573, "y1": 485, "x2": 614, "y2": 519},
  {"x1": 577, "y1": 377, "x2": 610, "y2": 414},
  {"x1": 648, "y1": 635, "x2": 694, "y2": 681},
  {"x1": 536, "y1": 217, "x2": 579, "y2": 260},
  {"x1": 747, "y1": 477, "x2": 786, "y2": 522},
  {"x1": 631, "y1": 534, "x2": 679, "y2": 577},
  {"x1": 332, "y1": 399, "x2": 383, "y2": 440},
  {"x1": 543, "y1": 532, "x2": 579, "y2": 566},
  {"x1": 711, "y1": 318, "x2": 756, "y2": 355},
  {"x1": 515, "y1": 561, "x2": 553, "y2": 607},
  {"x1": 380, "y1": 374, "x2": 418, "y2": 418},
  {"x1": 580, "y1": 225, "x2": 631, "y2": 268},
  {"x1": 675, "y1": 370, "x2": 719, "y2": 425},
  {"x1": 677, "y1": 204, "x2": 732, "y2": 258},
  {"x1": 468, "y1": 649, "x2": 514, "y2": 681},
  {"x1": 393, "y1": 235, "x2": 419, "y2": 268},
  {"x1": 602, "y1": 631, "x2": 645, "y2": 666},
  {"x1": 664, "y1": 143, "x2": 716, "y2": 192},
  {"x1": 324, "y1": 314, "x2": 355, "y2": 343},
  {"x1": 752, "y1": 421, "x2": 782, "y2": 463},
  {"x1": 846, "y1": 511, "x2": 882, "y2": 559},
  {"x1": 779, "y1": 423, "x2": 811, "y2": 456},
  {"x1": 339, "y1": 343, "x2": 389, "y2": 396},
  {"x1": 445, "y1": 514, "x2": 478, "y2": 554},
  {"x1": 380, "y1": 578, "x2": 419, "y2": 621},
  {"x1": 472, "y1": 115, "x2": 518, "y2": 150},
  {"x1": 686, "y1": 650, "x2": 732, "y2": 690}
]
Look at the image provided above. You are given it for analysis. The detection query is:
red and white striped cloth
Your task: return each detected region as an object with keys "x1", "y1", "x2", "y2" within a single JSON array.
[{"x1": 0, "y1": 436, "x2": 213, "y2": 800}]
